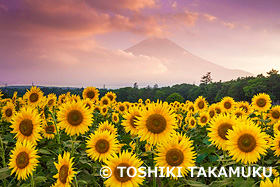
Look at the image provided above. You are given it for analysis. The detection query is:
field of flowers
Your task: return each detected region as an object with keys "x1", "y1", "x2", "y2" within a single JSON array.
[{"x1": 0, "y1": 86, "x2": 280, "y2": 187}]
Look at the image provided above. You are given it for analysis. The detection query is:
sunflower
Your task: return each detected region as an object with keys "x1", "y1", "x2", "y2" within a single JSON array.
[
  {"x1": 105, "y1": 91, "x2": 117, "y2": 102},
  {"x1": 145, "y1": 99, "x2": 151, "y2": 105},
  {"x1": 10, "y1": 107, "x2": 42, "y2": 144},
  {"x1": 220, "y1": 97, "x2": 236, "y2": 113},
  {"x1": 138, "y1": 98, "x2": 143, "y2": 103},
  {"x1": 1, "y1": 102, "x2": 16, "y2": 122},
  {"x1": 57, "y1": 101, "x2": 93, "y2": 136},
  {"x1": 155, "y1": 135, "x2": 196, "y2": 179},
  {"x1": 237, "y1": 101, "x2": 251, "y2": 114},
  {"x1": 97, "y1": 121, "x2": 118, "y2": 136},
  {"x1": 82, "y1": 98, "x2": 94, "y2": 112},
  {"x1": 46, "y1": 93, "x2": 57, "y2": 107},
  {"x1": 104, "y1": 151, "x2": 144, "y2": 187},
  {"x1": 0, "y1": 89, "x2": 3, "y2": 99},
  {"x1": 208, "y1": 104, "x2": 216, "y2": 119},
  {"x1": 272, "y1": 133, "x2": 280, "y2": 156},
  {"x1": 226, "y1": 120, "x2": 267, "y2": 164},
  {"x1": 86, "y1": 131, "x2": 119, "y2": 161},
  {"x1": 186, "y1": 102, "x2": 195, "y2": 113},
  {"x1": 198, "y1": 112, "x2": 210, "y2": 127},
  {"x1": 53, "y1": 152, "x2": 76, "y2": 187},
  {"x1": 100, "y1": 106, "x2": 108, "y2": 116},
  {"x1": 194, "y1": 96, "x2": 208, "y2": 112},
  {"x1": 123, "y1": 102, "x2": 131, "y2": 110},
  {"x1": 42, "y1": 120, "x2": 57, "y2": 139},
  {"x1": 207, "y1": 114, "x2": 238, "y2": 151},
  {"x1": 260, "y1": 177, "x2": 280, "y2": 187},
  {"x1": 122, "y1": 106, "x2": 140, "y2": 136},
  {"x1": 232, "y1": 108, "x2": 246, "y2": 119},
  {"x1": 67, "y1": 94, "x2": 81, "y2": 103},
  {"x1": 9, "y1": 140, "x2": 39, "y2": 180},
  {"x1": 274, "y1": 122, "x2": 280, "y2": 134},
  {"x1": 116, "y1": 102, "x2": 127, "y2": 114},
  {"x1": 214, "y1": 104, "x2": 223, "y2": 115},
  {"x1": 82, "y1": 87, "x2": 99, "y2": 103},
  {"x1": 58, "y1": 94, "x2": 67, "y2": 105},
  {"x1": 270, "y1": 106, "x2": 280, "y2": 123},
  {"x1": 100, "y1": 96, "x2": 111, "y2": 106},
  {"x1": 111, "y1": 113, "x2": 120, "y2": 124},
  {"x1": 136, "y1": 102, "x2": 177, "y2": 145},
  {"x1": 24, "y1": 86, "x2": 44, "y2": 106},
  {"x1": 12, "y1": 91, "x2": 18, "y2": 104},
  {"x1": 129, "y1": 141, "x2": 136, "y2": 152},
  {"x1": 94, "y1": 105, "x2": 101, "y2": 113},
  {"x1": 251, "y1": 93, "x2": 271, "y2": 112},
  {"x1": 187, "y1": 116, "x2": 197, "y2": 129},
  {"x1": 176, "y1": 114, "x2": 183, "y2": 128}
]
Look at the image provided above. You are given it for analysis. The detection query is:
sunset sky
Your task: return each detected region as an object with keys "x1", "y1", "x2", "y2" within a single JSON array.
[{"x1": 0, "y1": 0, "x2": 280, "y2": 88}]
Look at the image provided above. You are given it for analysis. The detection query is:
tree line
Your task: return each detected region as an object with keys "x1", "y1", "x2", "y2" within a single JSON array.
[{"x1": 1, "y1": 69, "x2": 280, "y2": 104}]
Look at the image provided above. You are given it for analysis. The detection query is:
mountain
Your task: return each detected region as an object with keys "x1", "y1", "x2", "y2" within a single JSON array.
[{"x1": 125, "y1": 38, "x2": 253, "y2": 83}]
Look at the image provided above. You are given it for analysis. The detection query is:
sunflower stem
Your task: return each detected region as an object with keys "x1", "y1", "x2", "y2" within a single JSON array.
[
  {"x1": 51, "y1": 111, "x2": 62, "y2": 154},
  {"x1": 30, "y1": 172, "x2": 35, "y2": 187},
  {"x1": 71, "y1": 136, "x2": 77, "y2": 157},
  {"x1": 74, "y1": 175, "x2": 79, "y2": 187},
  {"x1": 0, "y1": 136, "x2": 7, "y2": 187}
]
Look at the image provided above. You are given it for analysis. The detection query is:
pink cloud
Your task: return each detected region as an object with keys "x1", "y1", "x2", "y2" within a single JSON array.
[
  {"x1": 204, "y1": 14, "x2": 217, "y2": 22},
  {"x1": 0, "y1": 0, "x2": 163, "y2": 38},
  {"x1": 84, "y1": 0, "x2": 156, "y2": 11}
]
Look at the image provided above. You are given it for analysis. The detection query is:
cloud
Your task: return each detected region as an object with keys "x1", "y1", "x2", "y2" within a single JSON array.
[
  {"x1": 162, "y1": 11, "x2": 199, "y2": 27},
  {"x1": 222, "y1": 21, "x2": 236, "y2": 29},
  {"x1": 204, "y1": 14, "x2": 217, "y2": 22},
  {"x1": 0, "y1": 0, "x2": 163, "y2": 38},
  {"x1": 84, "y1": 0, "x2": 156, "y2": 11}
]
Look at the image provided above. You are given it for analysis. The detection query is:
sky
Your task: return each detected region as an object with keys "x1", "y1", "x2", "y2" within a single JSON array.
[{"x1": 0, "y1": 0, "x2": 280, "y2": 88}]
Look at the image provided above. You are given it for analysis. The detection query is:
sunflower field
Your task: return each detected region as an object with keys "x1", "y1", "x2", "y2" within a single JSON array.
[{"x1": 1, "y1": 86, "x2": 280, "y2": 187}]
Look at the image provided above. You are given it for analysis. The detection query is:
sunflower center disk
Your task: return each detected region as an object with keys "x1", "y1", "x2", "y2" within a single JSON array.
[
  {"x1": 201, "y1": 116, "x2": 207, "y2": 123},
  {"x1": 241, "y1": 106, "x2": 248, "y2": 113},
  {"x1": 278, "y1": 125, "x2": 280, "y2": 132},
  {"x1": 16, "y1": 151, "x2": 29, "y2": 169},
  {"x1": 272, "y1": 110, "x2": 280, "y2": 119},
  {"x1": 119, "y1": 106, "x2": 125, "y2": 112},
  {"x1": 48, "y1": 99, "x2": 54, "y2": 106},
  {"x1": 87, "y1": 91, "x2": 95, "y2": 99},
  {"x1": 19, "y1": 119, "x2": 33, "y2": 136},
  {"x1": 45, "y1": 125, "x2": 55, "y2": 134},
  {"x1": 190, "y1": 120, "x2": 195, "y2": 126},
  {"x1": 29, "y1": 93, "x2": 39, "y2": 102},
  {"x1": 114, "y1": 163, "x2": 132, "y2": 182},
  {"x1": 166, "y1": 148, "x2": 184, "y2": 166},
  {"x1": 5, "y1": 108, "x2": 12, "y2": 117},
  {"x1": 257, "y1": 98, "x2": 266, "y2": 107},
  {"x1": 216, "y1": 108, "x2": 221, "y2": 114},
  {"x1": 103, "y1": 99, "x2": 109, "y2": 105},
  {"x1": 59, "y1": 165, "x2": 69, "y2": 184},
  {"x1": 68, "y1": 110, "x2": 83, "y2": 126},
  {"x1": 95, "y1": 139, "x2": 109, "y2": 153},
  {"x1": 113, "y1": 116, "x2": 118, "y2": 121},
  {"x1": 146, "y1": 114, "x2": 167, "y2": 134},
  {"x1": 218, "y1": 123, "x2": 233, "y2": 140},
  {"x1": 209, "y1": 111, "x2": 215, "y2": 118},
  {"x1": 235, "y1": 112, "x2": 242, "y2": 118},
  {"x1": 107, "y1": 95, "x2": 113, "y2": 101},
  {"x1": 130, "y1": 115, "x2": 139, "y2": 128},
  {"x1": 237, "y1": 134, "x2": 256, "y2": 153},
  {"x1": 198, "y1": 101, "x2": 205, "y2": 109},
  {"x1": 85, "y1": 103, "x2": 91, "y2": 109},
  {"x1": 224, "y1": 102, "x2": 231, "y2": 109}
]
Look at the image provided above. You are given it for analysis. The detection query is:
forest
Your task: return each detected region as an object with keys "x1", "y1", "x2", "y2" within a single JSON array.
[{"x1": 1, "y1": 69, "x2": 280, "y2": 104}]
